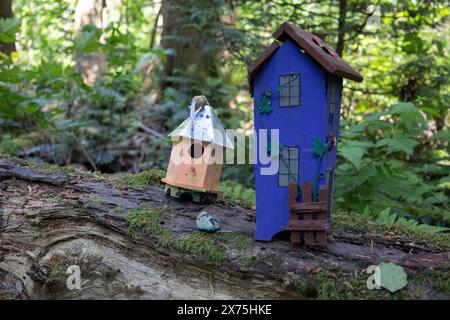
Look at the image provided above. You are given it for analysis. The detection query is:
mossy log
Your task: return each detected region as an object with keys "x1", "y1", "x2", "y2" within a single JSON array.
[{"x1": 0, "y1": 157, "x2": 449, "y2": 300}]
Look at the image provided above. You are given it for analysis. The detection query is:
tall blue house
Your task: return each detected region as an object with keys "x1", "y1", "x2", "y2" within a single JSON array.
[{"x1": 248, "y1": 22, "x2": 363, "y2": 242}]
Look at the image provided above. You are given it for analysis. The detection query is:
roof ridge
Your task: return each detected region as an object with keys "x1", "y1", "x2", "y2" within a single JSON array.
[{"x1": 248, "y1": 21, "x2": 363, "y2": 94}]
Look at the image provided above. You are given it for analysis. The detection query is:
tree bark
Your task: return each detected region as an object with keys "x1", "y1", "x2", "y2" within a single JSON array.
[
  {"x1": 160, "y1": 0, "x2": 218, "y2": 87},
  {"x1": 0, "y1": 157, "x2": 449, "y2": 299},
  {"x1": 0, "y1": 0, "x2": 16, "y2": 57},
  {"x1": 336, "y1": 0, "x2": 347, "y2": 57},
  {"x1": 75, "y1": 0, "x2": 106, "y2": 86}
]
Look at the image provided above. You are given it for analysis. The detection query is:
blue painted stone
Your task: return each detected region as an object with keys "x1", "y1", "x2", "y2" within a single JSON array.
[{"x1": 196, "y1": 211, "x2": 219, "y2": 232}]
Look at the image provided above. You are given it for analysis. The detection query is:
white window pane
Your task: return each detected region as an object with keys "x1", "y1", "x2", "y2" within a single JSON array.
[
  {"x1": 280, "y1": 96, "x2": 289, "y2": 107},
  {"x1": 289, "y1": 160, "x2": 298, "y2": 174},
  {"x1": 290, "y1": 148, "x2": 299, "y2": 159},
  {"x1": 290, "y1": 85, "x2": 300, "y2": 98},
  {"x1": 279, "y1": 174, "x2": 289, "y2": 187},
  {"x1": 289, "y1": 96, "x2": 299, "y2": 106},
  {"x1": 279, "y1": 158, "x2": 288, "y2": 175},
  {"x1": 289, "y1": 173, "x2": 298, "y2": 183}
]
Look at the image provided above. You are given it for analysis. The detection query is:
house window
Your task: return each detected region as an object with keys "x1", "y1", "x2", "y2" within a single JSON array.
[
  {"x1": 278, "y1": 147, "x2": 299, "y2": 187},
  {"x1": 279, "y1": 73, "x2": 300, "y2": 107}
]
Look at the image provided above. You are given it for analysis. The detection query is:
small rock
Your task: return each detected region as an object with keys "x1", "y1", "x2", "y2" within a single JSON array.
[{"x1": 196, "y1": 211, "x2": 219, "y2": 232}]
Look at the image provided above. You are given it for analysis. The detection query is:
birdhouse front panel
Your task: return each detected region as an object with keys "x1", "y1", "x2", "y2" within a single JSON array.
[
  {"x1": 248, "y1": 21, "x2": 362, "y2": 242},
  {"x1": 163, "y1": 100, "x2": 234, "y2": 196},
  {"x1": 252, "y1": 39, "x2": 329, "y2": 241},
  {"x1": 164, "y1": 139, "x2": 222, "y2": 192}
]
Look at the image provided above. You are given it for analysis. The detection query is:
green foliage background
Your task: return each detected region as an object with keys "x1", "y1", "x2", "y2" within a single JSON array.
[{"x1": 0, "y1": 0, "x2": 449, "y2": 229}]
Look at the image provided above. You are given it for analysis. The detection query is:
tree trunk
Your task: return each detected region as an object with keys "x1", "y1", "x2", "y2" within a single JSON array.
[
  {"x1": 336, "y1": 0, "x2": 347, "y2": 57},
  {"x1": 0, "y1": 0, "x2": 16, "y2": 57},
  {"x1": 0, "y1": 157, "x2": 449, "y2": 299},
  {"x1": 160, "y1": 0, "x2": 218, "y2": 87},
  {"x1": 75, "y1": 0, "x2": 106, "y2": 86}
]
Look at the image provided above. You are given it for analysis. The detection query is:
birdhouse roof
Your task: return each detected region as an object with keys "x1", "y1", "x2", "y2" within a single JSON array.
[
  {"x1": 168, "y1": 105, "x2": 234, "y2": 149},
  {"x1": 248, "y1": 22, "x2": 363, "y2": 93}
]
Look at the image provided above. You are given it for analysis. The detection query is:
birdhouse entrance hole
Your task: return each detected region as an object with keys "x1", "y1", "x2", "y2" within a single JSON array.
[{"x1": 189, "y1": 143, "x2": 204, "y2": 159}]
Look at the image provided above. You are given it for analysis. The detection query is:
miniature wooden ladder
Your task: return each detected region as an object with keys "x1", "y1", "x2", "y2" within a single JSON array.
[{"x1": 286, "y1": 181, "x2": 329, "y2": 246}]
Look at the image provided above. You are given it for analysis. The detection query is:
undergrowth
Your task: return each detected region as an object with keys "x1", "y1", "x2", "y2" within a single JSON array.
[
  {"x1": 116, "y1": 169, "x2": 166, "y2": 188},
  {"x1": 333, "y1": 211, "x2": 450, "y2": 249},
  {"x1": 219, "y1": 180, "x2": 256, "y2": 209},
  {"x1": 294, "y1": 267, "x2": 417, "y2": 300}
]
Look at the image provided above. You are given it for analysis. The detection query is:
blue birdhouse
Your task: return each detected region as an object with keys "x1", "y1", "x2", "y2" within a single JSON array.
[{"x1": 247, "y1": 22, "x2": 363, "y2": 245}]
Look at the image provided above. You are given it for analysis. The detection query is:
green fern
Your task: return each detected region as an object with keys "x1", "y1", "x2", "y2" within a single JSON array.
[
  {"x1": 219, "y1": 180, "x2": 256, "y2": 208},
  {"x1": 375, "y1": 208, "x2": 448, "y2": 234}
]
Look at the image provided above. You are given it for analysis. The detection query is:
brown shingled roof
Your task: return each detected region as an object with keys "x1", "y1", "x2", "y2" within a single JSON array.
[{"x1": 248, "y1": 22, "x2": 363, "y2": 93}]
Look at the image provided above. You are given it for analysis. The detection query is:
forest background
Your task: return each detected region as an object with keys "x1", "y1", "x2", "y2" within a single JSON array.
[{"x1": 0, "y1": 0, "x2": 449, "y2": 230}]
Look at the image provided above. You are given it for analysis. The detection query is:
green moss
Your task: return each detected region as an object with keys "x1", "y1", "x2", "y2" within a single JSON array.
[
  {"x1": 174, "y1": 233, "x2": 227, "y2": 263},
  {"x1": 126, "y1": 204, "x2": 172, "y2": 247},
  {"x1": 83, "y1": 197, "x2": 104, "y2": 208},
  {"x1": 215, "y1": 232, "x2": 252, "y2": 251},
  {"x1": 239, "y1": 256, "x2": 257, "y2": 268},
  {"x1": 412, "y1": 268, "x2": 450, "y2": 296},
  {"x1": 333, "y1": 212, "x2": 450, "y2": 249},
  {"x1": 5, "y1": 156, "x2": 111, "y2": 178},
  {"x1": 111, "y1": 205, "x2": 124, "y2": 213},
  {"x1": 116, "y1": 169, "x2": 166, "y2": 189},
  {"x1": 43, "y1": 263, "x2": 67, "y2": 289},
  {"x1": 294, "y1": 267, "x2": 417, "y2": 300},
  {"x1": 125, "y1": 205, "x2": 248, "y2": 264}
]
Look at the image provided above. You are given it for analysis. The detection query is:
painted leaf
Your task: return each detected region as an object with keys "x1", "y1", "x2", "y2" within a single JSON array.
[
  {"x1": 312, "y1": 138, "x2": 328, "y2": 157},
  {"x1": 338, "y1": 140, "x2": 374, "y2": 169},
  {"x1": 268, "y1": 143, "x2": 284, "y2": 158},
  {"x1": 257, "y1": 94, "x2": 272, "y2": 114},
  {"x1": 379, "y1": 262, "x2": 408, "y2": 293}
]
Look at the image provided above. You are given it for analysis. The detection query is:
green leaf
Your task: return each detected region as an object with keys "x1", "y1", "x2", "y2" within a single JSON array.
[
  {"x1": 429, "y1": 129, "x2": 450, "y2": 141},
  {"x1": 257, "y1": 93, "x2": 272, "y2": 114},
  {"x1": 379, "y1": 262, "x2": 408, "y2": 293},
  {"x1": 74, "y1": 24, "x2": 102, "y2": 53},
  {"x1": 0, "y1": 18, "x2": 21, "y2": 43},
  {"x1": 376, "y1": 136, "x2": 419, "y2": 155},
  {"x1": 338, "y1": 140, "x2": 374, "y2": 169},
  {"x1": 269, "y1": 142, "x2": 284, "y2": 158},
  {"x1": 376, "y1": 207, "x2": 396, "y2": 224},
  {"x1": 390, "y1": 102, "x2": 426, "y2": 130},
  {"x1": 312, "y1": 138, "x2": 328, "y2": 157},
  {"x1": 402, "y1": 33, "x2": 425, "y2": 54}
]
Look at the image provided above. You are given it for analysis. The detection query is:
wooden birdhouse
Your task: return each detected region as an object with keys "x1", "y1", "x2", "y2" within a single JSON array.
[
  {"x1": 162, "y1": 96, "x2": 234, "y2": 203},
  {"x1": 248, "y1": 22, "x2": 363, "y2": 245}
]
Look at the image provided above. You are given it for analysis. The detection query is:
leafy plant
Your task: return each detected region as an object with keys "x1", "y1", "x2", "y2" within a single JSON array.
[
  {"x1": 336, "y1": 102, "x2": 450, "y2": 227},
  {"x1": 0, "y1": 18, "x2": 21, "y2": 43}
]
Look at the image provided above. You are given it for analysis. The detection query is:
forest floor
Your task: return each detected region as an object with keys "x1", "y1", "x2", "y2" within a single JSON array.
[{"x1": 0, "y1": 156, "x2": 449, "y2": 300}]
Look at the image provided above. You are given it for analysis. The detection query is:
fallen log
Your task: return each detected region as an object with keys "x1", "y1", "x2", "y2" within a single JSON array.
[{"x1": 0, "y1": 157, "x2": 449, "y2": 300}]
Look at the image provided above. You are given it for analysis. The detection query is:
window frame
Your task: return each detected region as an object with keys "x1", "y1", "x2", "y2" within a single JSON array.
[
  {"x1": 278, "y1": 73, "x2": 301, "y2": 108},
  {"x1": 278, "y1": 146, "x2": 299, "y2": 187}
]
